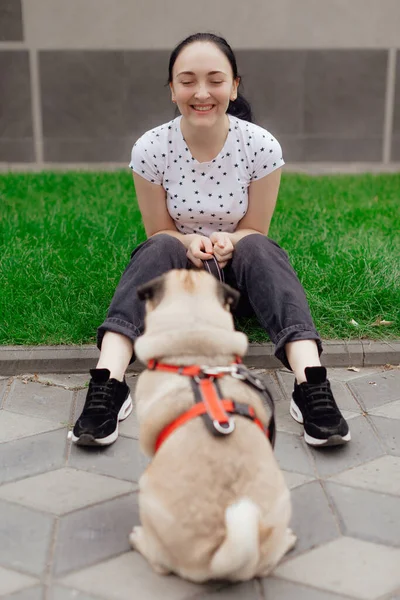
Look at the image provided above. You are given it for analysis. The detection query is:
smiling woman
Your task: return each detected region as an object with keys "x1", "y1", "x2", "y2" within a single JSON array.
[{"x1": 71, "y1": 32, "x2": 351, "y2": 450}]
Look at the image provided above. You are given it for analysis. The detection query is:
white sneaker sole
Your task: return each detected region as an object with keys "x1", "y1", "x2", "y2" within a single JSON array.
[
  {"x1": 290, "y1": 397, "x2": 351, "y2": 447},
  {"x1": 71, "y1": 393, "x2": 133, "y2": 446}
]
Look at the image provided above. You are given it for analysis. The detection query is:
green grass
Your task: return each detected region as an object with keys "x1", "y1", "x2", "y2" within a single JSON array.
[{"x1": 1, "y1": 171, "x2": 399, "y2": 345}]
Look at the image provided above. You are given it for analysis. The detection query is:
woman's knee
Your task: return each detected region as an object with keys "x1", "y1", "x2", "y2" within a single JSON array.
[
  {"x1": 234, "y1": 233, "x2": 288, "y2": 261},
  {"x1": 131, "y1": 233, "x2": 188, "y2": 264}
]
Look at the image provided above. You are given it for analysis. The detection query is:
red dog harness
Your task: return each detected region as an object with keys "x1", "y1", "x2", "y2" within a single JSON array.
[{"x1": 147, "y1": 358, "x2": 276, "y2": 452}]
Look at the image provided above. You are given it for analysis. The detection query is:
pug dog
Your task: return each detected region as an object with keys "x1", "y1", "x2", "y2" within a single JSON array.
[{"x1": 129, "y1": 269, "x2": 295, "y2": 583}]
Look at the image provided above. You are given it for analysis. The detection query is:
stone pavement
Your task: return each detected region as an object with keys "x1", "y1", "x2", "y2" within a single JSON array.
[{"x1": 0, "y1": 365, "x2": 399, "y2": 600}]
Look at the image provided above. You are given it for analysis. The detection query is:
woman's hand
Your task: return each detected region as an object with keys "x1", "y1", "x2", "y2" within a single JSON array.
[
  {"x1": 186, "y1": 235, "x2": 214, "y2": 268},
  {"x1": 210, "y1": 232, "x2": 234, "y2": 268}
]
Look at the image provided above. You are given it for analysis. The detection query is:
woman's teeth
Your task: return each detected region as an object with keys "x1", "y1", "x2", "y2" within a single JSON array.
[{"x1": 192, "y1": 105, "x2": 213, "y2": 111}]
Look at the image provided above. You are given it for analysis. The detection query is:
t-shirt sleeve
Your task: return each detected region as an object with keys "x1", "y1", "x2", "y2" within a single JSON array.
[
  {"x1": 129, "y1": 132, "x2": 163, "y2": 185},
  {"x1": 250, "y1": 128, "x2": 285, "y2": 181}
]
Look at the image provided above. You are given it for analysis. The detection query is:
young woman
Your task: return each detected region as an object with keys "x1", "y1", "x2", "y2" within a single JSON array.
[{"x1": 73, "y1": 33, "x2": 350, "y2": 448}]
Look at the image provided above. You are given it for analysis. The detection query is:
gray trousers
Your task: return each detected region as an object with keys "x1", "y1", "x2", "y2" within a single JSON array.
[{"x1": 97, "y1": 233, "x2": 322, "y2": 369}]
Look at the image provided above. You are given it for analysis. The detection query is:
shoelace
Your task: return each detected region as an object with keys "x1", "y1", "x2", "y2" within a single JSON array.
[
  {"x1": 303, "y1": 381, "x2": 339, "y2": 419},
  {"x1": 84, "y1": 381, "x2": 115, "y2": 413}
]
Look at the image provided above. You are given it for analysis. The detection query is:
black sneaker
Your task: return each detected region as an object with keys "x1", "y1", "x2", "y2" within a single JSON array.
[
  {"x1": 290, "y1": 366, "x2": 351, "y2": 447},
  {"x1": 71, "y1": 368, "x2": 132, "y2": 446}
]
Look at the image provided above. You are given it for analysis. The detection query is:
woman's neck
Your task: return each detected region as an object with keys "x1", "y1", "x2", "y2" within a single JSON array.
[{"x1": 180, "y1": 114, "x2": 230, "y2": 161}]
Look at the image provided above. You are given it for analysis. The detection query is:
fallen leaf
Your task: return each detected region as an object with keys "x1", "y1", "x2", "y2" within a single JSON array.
[
  {"x1": 368, "y1": 381, "x2": 377, "y2": 385},
  {"x1": 371, "y1": 318, "x2": 394, "y2": 326},
  {"x1": 347, "y1": 366, "x2": 360, "y2": 372}
]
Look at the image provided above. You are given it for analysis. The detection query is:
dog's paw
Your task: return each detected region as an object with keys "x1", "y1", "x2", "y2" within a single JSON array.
[{"x1": 129, "y1": 526, "x2": 142, "y2": 550}]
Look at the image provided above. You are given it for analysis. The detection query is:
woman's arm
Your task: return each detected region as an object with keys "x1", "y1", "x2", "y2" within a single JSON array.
[
  {"x1": 132, "y1": 172, "x2": 200, "y2": 250},
  {"x1": 227, "y1": 168, "x2": 282, "y2": 246}
]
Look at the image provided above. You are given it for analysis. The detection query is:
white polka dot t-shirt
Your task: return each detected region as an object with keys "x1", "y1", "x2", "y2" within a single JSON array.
[{"x1": 129, "y1": 114, "x2": 284, "y2": 237}]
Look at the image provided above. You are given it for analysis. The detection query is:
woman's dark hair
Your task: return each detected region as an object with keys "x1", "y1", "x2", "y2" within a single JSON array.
[{"x1": 168, "y1": 32, "x2": 253, "y2": 123}]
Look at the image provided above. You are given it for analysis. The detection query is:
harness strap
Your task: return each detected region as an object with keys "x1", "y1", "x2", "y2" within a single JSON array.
[{"x1": 155, "y1": 399, "x2": 267, "y2": 452}]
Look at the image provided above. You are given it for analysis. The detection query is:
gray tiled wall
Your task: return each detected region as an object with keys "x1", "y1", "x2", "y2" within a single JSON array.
[{"x1": 0, "y1": 0, "x2": 399, "y2": 166}]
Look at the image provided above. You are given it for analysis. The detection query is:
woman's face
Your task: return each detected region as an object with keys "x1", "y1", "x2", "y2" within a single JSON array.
[{"x1": 170, "y1": 41, "x2": 239, "y2": 128}]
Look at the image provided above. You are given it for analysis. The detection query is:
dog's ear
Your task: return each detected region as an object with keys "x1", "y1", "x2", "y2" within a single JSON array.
[
  {"x1": 137, "y1": 275, "x2": 165, "y2": 306},
  {"x1": 218, "y1": 282, "x2": 240, "y2": 311}
]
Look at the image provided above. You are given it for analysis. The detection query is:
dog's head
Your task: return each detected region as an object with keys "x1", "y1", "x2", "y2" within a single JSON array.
[
  {"x1": 135, "y1": 269, "x2": 247, "y2": 362},
  {"x1": 137, "y1": 269, "x2": 240, "y2": 314}
]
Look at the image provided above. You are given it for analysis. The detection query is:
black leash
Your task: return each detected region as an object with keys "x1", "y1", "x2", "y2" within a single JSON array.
[{"x1": 202, "y1": 256, "x2": 225, "y2": 283}]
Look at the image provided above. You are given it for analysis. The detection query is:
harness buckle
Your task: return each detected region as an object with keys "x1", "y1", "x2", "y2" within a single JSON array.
[
  {"x1": 212, "y1": 417, "x2": 235, "y2": 435},
  {"x1": 201, "y1": 365, "x2": 235, "y2": 377}
]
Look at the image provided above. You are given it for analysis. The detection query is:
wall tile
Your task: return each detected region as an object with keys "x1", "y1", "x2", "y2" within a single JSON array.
[
  {"x1": 304, "y1": 50, "x2": 387, "y2": 137},
  {"x1": 40, "y1": 50, "x2": 173, "y2": 162},
  {"x1": 0, "y1": 51, "x2": 34, "y2": 162},
  {"x1": 0, "y1": 0, "x2": 23, "y2": 41},
  {"x1": 236, "y1": 50, "x2": 306, "y2": 136}
]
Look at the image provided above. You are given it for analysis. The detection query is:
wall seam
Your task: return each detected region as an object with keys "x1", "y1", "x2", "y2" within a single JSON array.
[
  {"x1": 382, "y1": 48, "x2": 397, "y2": 164},
  {"x1": 29, "y1": 48, "x2": 44, "y2": 166}
]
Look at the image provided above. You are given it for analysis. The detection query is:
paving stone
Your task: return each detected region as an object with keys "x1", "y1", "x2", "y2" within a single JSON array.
[
  {"x1": 262, "y1": 577, "x2": 355, "y2": 599},
  {"x1": 282, "y1": 470, "x2": 315, "y2": 490},
  {"x1": 276, "y1": 371, "x2": 295, "y2": 400},
  {"x1": 348, "y1": 372, "x2": 400, "y2": 411},
  {"x1": 53, "y1": 492, "x2": 139, "y2": 576},
  {"x1": 4, "y1": 380, "x2": 73, "y2": 423},
  {"x1": 0, "y1": 499, "x2": 54, "y2": 576},
  {"x1": 326, "y1": 367, "x2": 384, "y2": 383},
  {"x1": 0, "y1": 410, "x2": 62, "y2": 443},
  {"x1": 289, "y1": 481, "x2": 340, "y2": 557},
  {"x1": 277, "y1": 371, "x2": 362, "y2": 412},
  {"x1": 328, "y1": 456, "x2": 400, "y2": 495},
  {"x1": 189, "y1": 582, "x2": 259, "y2": 599},
  {"x1": 0, "y1": 378, "x2": 8, "y2": 405},
  {"x1": 274, "y1": 432, "x2": 316, "y2": 476},
  {"x1": 362, "y1": 341, "x2": 400, "y2": 366},
  {"x1": 58, "y1": 552, "x2": 211, "y2": 600},
  {"x1": 325, "y1": 482, "x2": 400, "y2": 547},
  {"x1": 2, "y1": 585, "x2": 44, "y2": 600},
  {"x1": 0, "y1": 567, "x2": 39, "y2": 597},
  {"x1": 0, "y1": 468, "x2": 137, "y2": 515},
  {"x1": 273, "y1": 537, "x2": 400, "y2": 600},
  {"x1": 369, "y1": 400, "x2": 400, "y2": 419},
  {"x1": 309, "y1": 415, "x2": 385, "y2": 478},
  {"x1": 369, "y1": 416, "x2": 400, "y2": 456},
  {"x1": 50, "y1": 586, "x2": 107, "y2": 600},
  {"x1": 274, "y1": 398, "x2": 304, "y2": 435},
  {"x1": 258, "y1": 371, "x2": 286, "y2": 402},
  {"x1": 0, "y1": 428, "x2": 68, "y2": 485},
  {"x1": 68, "y1": 435, "x2": 147, "y2": 482},
  {"x1": 35, "y1": 373, "x2": 89, "y2": 390},
  {"x1": 119, "y1": 407, "x2": 140, "y2": 439}
]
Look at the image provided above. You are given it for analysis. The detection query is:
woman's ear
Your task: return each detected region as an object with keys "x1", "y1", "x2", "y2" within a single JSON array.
[
  {"x1": 169, "y1": 82, "x2": 176, "y2": 103},
  {"x1": 231, "y1": 76, "x2": 240, "y2": 101}
]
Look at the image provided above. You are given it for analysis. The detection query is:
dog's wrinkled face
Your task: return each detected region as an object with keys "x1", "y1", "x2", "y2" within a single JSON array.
[{"x1": 137, "y1": 269, "x2": 240, "y2": 313}]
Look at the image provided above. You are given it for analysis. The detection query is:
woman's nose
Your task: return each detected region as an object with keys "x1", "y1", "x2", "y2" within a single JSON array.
[{"x1": 194, "y1": 84, "x2": 210, "y2": 100}]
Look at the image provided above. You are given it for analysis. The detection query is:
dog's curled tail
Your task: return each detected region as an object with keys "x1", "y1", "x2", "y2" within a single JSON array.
[{"x1": 210, "y1": 498, "x2": 260, "y2": 581}]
